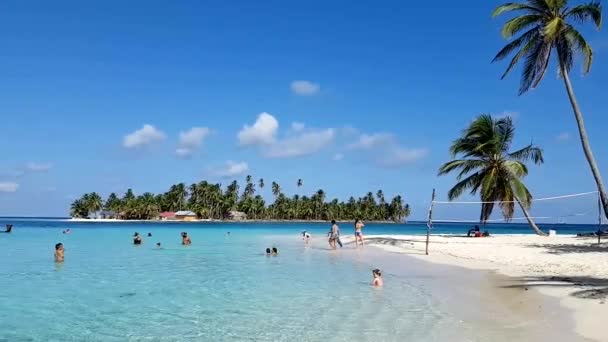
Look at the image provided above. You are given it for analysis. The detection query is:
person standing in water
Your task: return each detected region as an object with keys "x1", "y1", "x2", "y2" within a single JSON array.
[
  {"x1": 328, "y1": 220, "x2": 342, "y2": 249},
  {"x1": 54, "y1": 243, "x2": 64, "y2": 262},
  {"x1": 371, "y1": 269, "x2": 383, "y2": 287},
  {"x1": 181, "y1": 232, "x2": 192, "y2": 245},
  {"x1": 133, "y1": 232, "x2": 142, "y2": 245},
  {"x1": 354, "y1": 219, "x2": 365, "y2": 246}
]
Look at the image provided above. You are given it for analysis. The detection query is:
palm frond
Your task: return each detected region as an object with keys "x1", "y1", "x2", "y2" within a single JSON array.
[
  {"x1": 519, "y1": 40, "x2": 552, "y2": 94},
  {"x1": 493, "y1": 27, "x2": 541, "y2": 62},
  {"x1": 496, "y1": 116, "x2": 515, "y2": 152},
  {"x1": 493, "y1": 2, "x2": 546, "y2": 17},
  {"x1": 501, "y1": 15, "x2": 544, "y2": 38},
  {"x1": 564, "y1": 25, "x2": 594, "y2": 73},
  {"x1": 544, "y1": 17, "x2": 565, "y2": 41},
  {"x1": 503, "y1": 160, "x2": 529, "y2": 178},
  {"x1": 498, "y1": 29, "x2": 542, "y2": 79},
  {"x1": 565, "y1": 2, "x2": 602, "y2": 28},
  {"x1": 438, "y1": 159, "x2": 487, "y2": 179},
  {"x1": 508, "y1": 144, "x2": 544, "y2": 163},
  {"x1": 556, "y1": 33, "x2": 574, "y2": 74},
  {"x1": 447, "y1": 172, "x2": 484, "y2": 200},
  {"x1": 510, "y1": 177, "x2": 533, "y2": 207}
]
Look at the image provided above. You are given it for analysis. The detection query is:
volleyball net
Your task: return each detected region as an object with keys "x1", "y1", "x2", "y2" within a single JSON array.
[{"x1": 429, "y1": 190, "x2": 602, "y2": 225}]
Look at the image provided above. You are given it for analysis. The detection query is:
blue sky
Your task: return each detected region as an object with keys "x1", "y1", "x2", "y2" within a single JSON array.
[{"x1": 0, "y1": 0, "x2": 607, "y2": 222}]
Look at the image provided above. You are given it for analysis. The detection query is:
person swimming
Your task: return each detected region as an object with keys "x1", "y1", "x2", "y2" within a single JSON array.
[
  {"x1": 54, "y1": 243, "x2": 64, "y2": 262},
  {"x1": 133, "y1": 232, "x2": 142, "y2": 245},
  {"x1": 62, "y1": 228, "x2": 71, "y2": 234},
  {"x1": 265, "y1": 247, "x2": 271, "y2": 255},
  {"x1": 156, "y1": 242, "x2": 162, "y2": 249},
  {"x1": 271, "y1": 247, "x2": 278, "y2": 255},
  {"x1": 181, "y1": 232, "x2": 191, "y2": 245},
  {"x1": 372, "y1": 269, "x2": 383, "y2": 287},
  {"x1": 147, "y1": 232, "x2": 152, "y2": 237},
  {"x1": 2, "y1": 224, "x2": 13, "y2": 233}
]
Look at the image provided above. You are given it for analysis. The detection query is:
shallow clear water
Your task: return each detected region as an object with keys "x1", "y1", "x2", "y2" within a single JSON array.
[{"x1": 0, "y1": 220, "x2": 583, "y2": 341}]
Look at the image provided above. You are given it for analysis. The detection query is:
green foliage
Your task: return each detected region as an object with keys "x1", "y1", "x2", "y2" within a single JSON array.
[
  {"x1": 492, "y1": 0, "x2": 601, "y2": 94},
  {"x1": 438, "y1": 114, "x2": 544, "y2": 223},
  {"x1": 70, "y1": 177, "x2": 410, "y2": 222}
]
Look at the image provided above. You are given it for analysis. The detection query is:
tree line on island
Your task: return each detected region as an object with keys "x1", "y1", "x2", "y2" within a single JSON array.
[{"x1": 70, "y1": 177, "x2": 410, "y2": 222}]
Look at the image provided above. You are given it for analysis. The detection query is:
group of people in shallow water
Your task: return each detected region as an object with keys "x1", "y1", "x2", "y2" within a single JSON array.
[
  {"x1": 133, "y1": 231, "x2": 192, "y2": 247},
  {"x1": 7, "y1": 220, "x2": 382, "y2": 287},
  {"x1": 327, "y1": 219, "x2": 365, "y2": 249}
]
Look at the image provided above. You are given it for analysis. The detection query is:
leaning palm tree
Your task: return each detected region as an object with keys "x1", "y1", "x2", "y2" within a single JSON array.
[
  {"x1": 438, "y1": 115, "x2": 547, "y2": 235},
  {"x1": 492, "y1": 0, "x2": 607, "y2": 219}
]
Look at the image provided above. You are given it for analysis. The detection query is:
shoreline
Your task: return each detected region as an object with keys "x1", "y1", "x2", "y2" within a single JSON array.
[
  {"x1": 352, "y1": 234, "x2": 608, "y2": 342},
  {"x1": 66, "y1": 218, "x2": 402, "y2": 224}
]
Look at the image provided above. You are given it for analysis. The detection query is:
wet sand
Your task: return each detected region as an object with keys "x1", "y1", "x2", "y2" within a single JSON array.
[{"x1": 340, "y1": 245, "x2": 588, "y2": 341}]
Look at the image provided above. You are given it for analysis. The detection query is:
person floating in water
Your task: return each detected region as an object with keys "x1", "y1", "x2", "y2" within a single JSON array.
[
  {"x1": 133, "y1": 232, "x2": 142, "y2": 245},
  {"x1": 62, "y1": 228, "x2": 71, "y2": 234},
  {"x1": 265, "y1": 247, "x2": 271, "y2": 255},
  {"x1": 2, "y1": 224, "x2": 13, "y2": 233},
  {"x1": 147, "y1": 232, "x2": 152, "y2": 237},
  {"x1": 271, "y1": 247, "x2": 278, "y2": 255},
  {"x1": 55, "y1": 243, "x2": 64, "y2": 262},
  {"x1": 371, "y1": 269, "x2": 383, "y2": 287},
  {"x1": 156, "y1": 242, "x2": 162, "y2": 249},
  {"x1": 354, "y1": 219, "x2": 365, "y2": 246},
  {"x1": 181, "y1": 232, "x2": 191, "y2": 245}
]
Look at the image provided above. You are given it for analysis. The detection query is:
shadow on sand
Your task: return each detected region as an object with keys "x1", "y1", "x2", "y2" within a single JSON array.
[
  {"x1": 525, "y1": 240, "x2": 608, "y2": 255},
  {"x1": 501, "y1": 275, "x2": 608, "y2": 301},
  {"x1": 363, "y1": 237, "x2": 427, "y2": 255}
]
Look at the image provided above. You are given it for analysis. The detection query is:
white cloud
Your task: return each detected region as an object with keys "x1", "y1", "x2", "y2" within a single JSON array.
[
  {"x1": 210, "y1": 161, "x2": 249, "y2": 178},
  {"x1": 556, "y1": 132, "x2": 570, "y2": 143},
  {"x1": 380, "y1": 147, "x2": 429, "y2": 167},
  {"x1": 264, "y1": 129, "x2": 335, "y2": 158},
  {"x1": 123, "y1": 124, "x2": 166, "y2": 149},
  {"x1": 347, "y1": 133, "x2": 395, "y2": 150},
  {"x1": 347, "y1": 131, "x2": 428, "y2": 167},
  {"x1": 176, "y1": 127, "x2": 211, "y2": 157},
  {"x1": 238, "y1": 112, "x2": 278, "y2": 146},
  {"x1": 25, "y1": 162, "x2": 52, "y2": 172},
  {"x1": 291, "y1": 122, "x2": 305, "y2": 132},
  {"x1": 333, "y1": 153, "x2": 344, "y2": 161},
  {"x1": 290, "y1": 80, "x2": 320, "y2": 96},
  {"x1": 0, "y1": 182, "x2": 19, "y2": 193}
]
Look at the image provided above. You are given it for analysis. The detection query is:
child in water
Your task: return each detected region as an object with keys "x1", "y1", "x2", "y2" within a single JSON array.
[
  {"x1": 55, "y1": 243, "x2": 64, "y2": 262},
  {"x1": 372, "y1": 269, "x2": 383, "y2": 287}
]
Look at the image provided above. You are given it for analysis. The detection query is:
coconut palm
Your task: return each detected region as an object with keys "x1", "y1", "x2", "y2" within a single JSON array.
[
  {"x1": 86, "y1": 192, "x2": 103, "y2": 217},
  {"x1": 297, "y1": 179, "x2": 303, "y2": 188},
  {"x1": 492, "y1": 0, "x2": 607, "y2": 219},
  {"x1": 258, "y1": 178, "x2": 264, "y2": 189},
  {"x1": 438, "y1": 115, "x2": 546, "y2": 235}
]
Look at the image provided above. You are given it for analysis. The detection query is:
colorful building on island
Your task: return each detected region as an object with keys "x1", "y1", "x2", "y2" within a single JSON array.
[
  {"x1": 174, "y1": 210, "x2": 197, "y2": 221},
  {"x1": 159, "y1": 212, "x2": 176, "y2": 220}
]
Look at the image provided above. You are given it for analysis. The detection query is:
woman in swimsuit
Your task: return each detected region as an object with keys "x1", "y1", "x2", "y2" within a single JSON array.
[
  {"x1": 371, "y1": 269, "x2": 383, "y2": 287},
  {"x1": 354, "y1": 219, "x2": 364, "y2": 246}
]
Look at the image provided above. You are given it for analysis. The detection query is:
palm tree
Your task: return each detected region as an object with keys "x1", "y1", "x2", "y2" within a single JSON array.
[
  {"x1": 297, "y1": 179, "x2": 303, "y2": 188},
  {"x1": 438, "y1": 115, "x2": 546, "y2": 235},
  {"x1": 258, "y1": 178, "x2": 264, "y2": 190},
  {"x1": 492, "y1": 0, "x2": 607, "y2": 219},
  {"x1": 86, "y1": 192, "x2": 103, "y2": 217}
]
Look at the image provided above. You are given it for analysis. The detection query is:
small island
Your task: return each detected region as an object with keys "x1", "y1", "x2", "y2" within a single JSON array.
[{"x1": 70, "y1": 177, "x2": 411, "y2": 222}]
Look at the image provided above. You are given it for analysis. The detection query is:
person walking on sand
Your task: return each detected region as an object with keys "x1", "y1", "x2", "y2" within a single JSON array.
[
  {"x1": 354, "y1": 219, "x2": 365, "y2": 246},
  {"x1": 328, "y1": 220, "x2": 342, "y2": 249},
  {"x1": 54, "y1": 243, "x2": 64, "y2": 262}
]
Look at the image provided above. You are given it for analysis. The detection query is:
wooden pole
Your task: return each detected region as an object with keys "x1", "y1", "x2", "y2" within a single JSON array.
[
  {"x1": 599, "y1": 192, "x2": 602, "y2": 245},
  {"x1": 426, "y1": 189, "x2": 436, "y2": 255}
]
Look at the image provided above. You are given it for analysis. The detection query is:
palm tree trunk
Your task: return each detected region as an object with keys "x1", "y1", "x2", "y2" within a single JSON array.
[
  {"x1": 516, "y1": 198, "x2": 547, "y2": 236},
  {"x1": 561, "y1": 65, "x2": 608, "y2": 220}
]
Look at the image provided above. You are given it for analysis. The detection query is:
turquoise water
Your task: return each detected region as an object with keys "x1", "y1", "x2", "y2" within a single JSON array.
[{"x1": 0, "y1": 220, "x2": 585, "y2": 341}]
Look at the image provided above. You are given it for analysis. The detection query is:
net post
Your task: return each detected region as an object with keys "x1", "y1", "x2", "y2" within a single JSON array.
[
  {"x1": 598, "y1": 191, "x2": 602, "y2": 245},
  {"x1": 426, "y1": 189, "x2": 436, "y2": 256}
]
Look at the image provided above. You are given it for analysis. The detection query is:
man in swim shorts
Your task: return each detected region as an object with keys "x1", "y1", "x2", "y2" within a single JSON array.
[
  {"x1": 181, "y1": 232, "x2": 191, "y2": 245},
  {"x1": 55, "y1": 243, "x2": 64, "y2": 262}
]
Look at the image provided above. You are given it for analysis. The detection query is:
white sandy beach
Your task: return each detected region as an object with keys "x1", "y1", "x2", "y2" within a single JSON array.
[{"x1": 353, "y1": 234, "x2": 608, "y2": 342}]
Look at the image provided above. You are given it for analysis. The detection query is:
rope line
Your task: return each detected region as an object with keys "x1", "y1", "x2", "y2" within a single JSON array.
[
  {"x1": 432, "y1": 191, "x2": 598, "y2": 204},
  {"x1": 433, "y1": 212, "x2": 591, "y2": 223}
]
